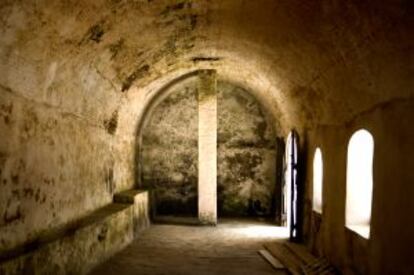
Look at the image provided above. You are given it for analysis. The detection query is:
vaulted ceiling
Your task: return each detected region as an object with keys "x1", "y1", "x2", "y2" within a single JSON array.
[{"x1": 0, "y1": 0, "x2": 412, "y2": 134}]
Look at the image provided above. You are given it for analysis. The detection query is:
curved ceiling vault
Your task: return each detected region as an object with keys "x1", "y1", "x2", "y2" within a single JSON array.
[{"x1": 0, "y1": 0, "x2": 412, "y2": 137}]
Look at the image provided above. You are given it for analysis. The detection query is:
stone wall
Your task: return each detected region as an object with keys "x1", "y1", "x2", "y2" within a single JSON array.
[
  {"x1": 0, "y1": 1, "x2": 412, "y2": 273},
  {"x1": 141, "y1": 79, "x2": 277, "y2": 217},
  {"x1": 0, "y1": 84, "x2": 121, "y2": 253},
  {"x1": 0, "y1": 190, "x2": 150, "y2": 275},
  {"x1": 141, "y1": 80, "x2": 199, "y2": 217},
  {"x1": 217, "y1": 82, "x2": 276, "y2": 217},
  {"x1": 303, "y1": 99, "x2": 414, "y2": 274}
]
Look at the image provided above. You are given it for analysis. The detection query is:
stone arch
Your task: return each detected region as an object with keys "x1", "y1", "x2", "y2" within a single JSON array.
[
  {"x1": 134, "y1": 71, "x2": 200, "y2": 189},
  {"x1": 134, "y1": 70, "x2": 284, "y2": 220},
  {"x1": 216, "y1": 81, "x2": 279, "y2": 218}
]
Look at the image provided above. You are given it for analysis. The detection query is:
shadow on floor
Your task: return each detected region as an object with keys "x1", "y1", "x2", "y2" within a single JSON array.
[{"x1": 153, "y1": 215, "x2": 281, "y2": 226}]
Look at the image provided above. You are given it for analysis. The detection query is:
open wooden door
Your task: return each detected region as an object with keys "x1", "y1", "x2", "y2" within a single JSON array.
[{"x1": 285, "y1": 131, "x2": 299, "y2": 241}]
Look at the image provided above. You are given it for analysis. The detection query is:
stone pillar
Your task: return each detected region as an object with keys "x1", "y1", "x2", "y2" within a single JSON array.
[{"x1": 198, "y1": 70, "x2": 217, "y2": 225}]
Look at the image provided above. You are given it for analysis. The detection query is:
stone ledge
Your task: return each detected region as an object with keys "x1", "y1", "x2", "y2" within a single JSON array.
[
  {"x1": 0, "y1": 203, "x2": 130, "y2": 263},
  {"x1": 0, "y1": 189, "x2": 150, "y2": 275},
  {"x1": 114, "y1": 189, "x2": 147, "y2": 204}
]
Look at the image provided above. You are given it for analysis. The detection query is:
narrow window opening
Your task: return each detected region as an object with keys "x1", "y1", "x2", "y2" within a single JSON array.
[
  {"x1": 312, "y1": 148, "x2": 323, "y2": 214},
  {"x1": 345, "y1": 129, "x2": 374, "y2": 239}
]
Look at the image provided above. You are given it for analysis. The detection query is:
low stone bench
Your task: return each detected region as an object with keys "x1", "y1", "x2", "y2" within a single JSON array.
[{"x1": 0, "y1": 189, "x2": 150, "y2": 275}]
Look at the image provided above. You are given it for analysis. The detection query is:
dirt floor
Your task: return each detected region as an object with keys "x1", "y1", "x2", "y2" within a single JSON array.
[{"x1": 89, "y1": 218, "x2": 289, "y2": 275}]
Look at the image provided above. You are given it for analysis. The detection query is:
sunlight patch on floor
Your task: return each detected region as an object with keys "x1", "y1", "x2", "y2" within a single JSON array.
[{"x1": 236, "y1": 225, "x2": 289, "y2": 239}]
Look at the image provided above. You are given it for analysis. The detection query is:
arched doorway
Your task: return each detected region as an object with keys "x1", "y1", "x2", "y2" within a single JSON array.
[
  {"x1": 138, "y1": 71, "x2": 284, "y2": 225},
  {"x1": 217, "y1": 81, "x2": 278, "y2": 220},
  {"x1": 140, "y1": 75, "x2": 199, "y2": 219}
]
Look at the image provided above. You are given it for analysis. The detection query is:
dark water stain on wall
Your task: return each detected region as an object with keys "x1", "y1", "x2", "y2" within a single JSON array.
[
  {"x1": 141, "y1": 85, "x2": 198, "y2": 217},
  {"x1": 217, "y1": 82, "x2": 276, "y2": 217},
  {"x1": 140, "y1": 80, "x2": 277, "y2": 218}
]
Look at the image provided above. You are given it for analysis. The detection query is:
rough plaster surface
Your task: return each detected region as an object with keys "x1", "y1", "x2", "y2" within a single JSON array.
[
  {"x1": 0, "y1": 0, "x2": 412, "y2": 273},
  {"x1": 0, "y1": 190, "x2": 150, "y2": 275},
  {"x1": 0, "y1": 85, "x2": 116, "y2": 252},
  {"x1": 303, "y1": 100, "x2": 414, "y2": 274},
  {"x1": 141, "y1": 78, "x2": 199, "y2": 217},
  {"x1": 217, "y1": 82, "x2": 276, "y2": 217},
  {"x1": 141, "y1": 78, "x2": 277, "y2": 218}
]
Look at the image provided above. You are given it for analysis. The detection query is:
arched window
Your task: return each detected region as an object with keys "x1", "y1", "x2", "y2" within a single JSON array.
[
  {"x1": 345, "y1": 129, "x2": 374, "y2": 239},
  {"x1": 312, "y1": 148, "x2": 323, "y2": 213}
]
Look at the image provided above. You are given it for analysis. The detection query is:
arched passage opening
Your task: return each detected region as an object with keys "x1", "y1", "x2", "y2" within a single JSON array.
[
  {"x1": 136, "y1": 71, "x2": 284, "y2": 224},
  {"x1": 139, "y1": 74, "x2": 200, "y2": 219},
  {"x1": 217, "y1": 81, "x2": 278, "y2": 219}
]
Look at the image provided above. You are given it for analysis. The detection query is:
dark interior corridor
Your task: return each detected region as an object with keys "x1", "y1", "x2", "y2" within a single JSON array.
[{"x1": 0, "y1": 1, "x2": 413, "y2": 274}]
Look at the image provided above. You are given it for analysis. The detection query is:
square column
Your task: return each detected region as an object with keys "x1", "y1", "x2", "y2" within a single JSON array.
[{"x1": 198, "y1": 70, "x2": 217, "y2": 225}]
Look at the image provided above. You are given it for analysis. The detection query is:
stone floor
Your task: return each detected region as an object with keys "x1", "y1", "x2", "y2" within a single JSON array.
[{"x1": 89, "y1": 218, "x2": 289, "y2": 275}]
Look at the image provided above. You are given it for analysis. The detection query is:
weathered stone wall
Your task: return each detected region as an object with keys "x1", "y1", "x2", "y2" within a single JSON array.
[
  {"x1": 0, "y1": 1, "x2": 412, "y2": 273},
  {"x1": 303, "y1": 99, "x2": 414, "y2": 274},
  {"x1": 141, "y1": 79, "x2": 277, "y2": 217},
  {"x1": 0, "y1": 190, "x2": 150, "y2": 275},
  {"x1": 0, "y1": 84, "x2": 122, "y2": 253},
  {"x1": 217, "y1": 82, "x2": 276, "y2": 217},
  {"x1": 0, "y1": 2, "x2": 136, "y2": 252},
  {"x1": 141, "y1": 79, "x2": 199, "y2": 217}
]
